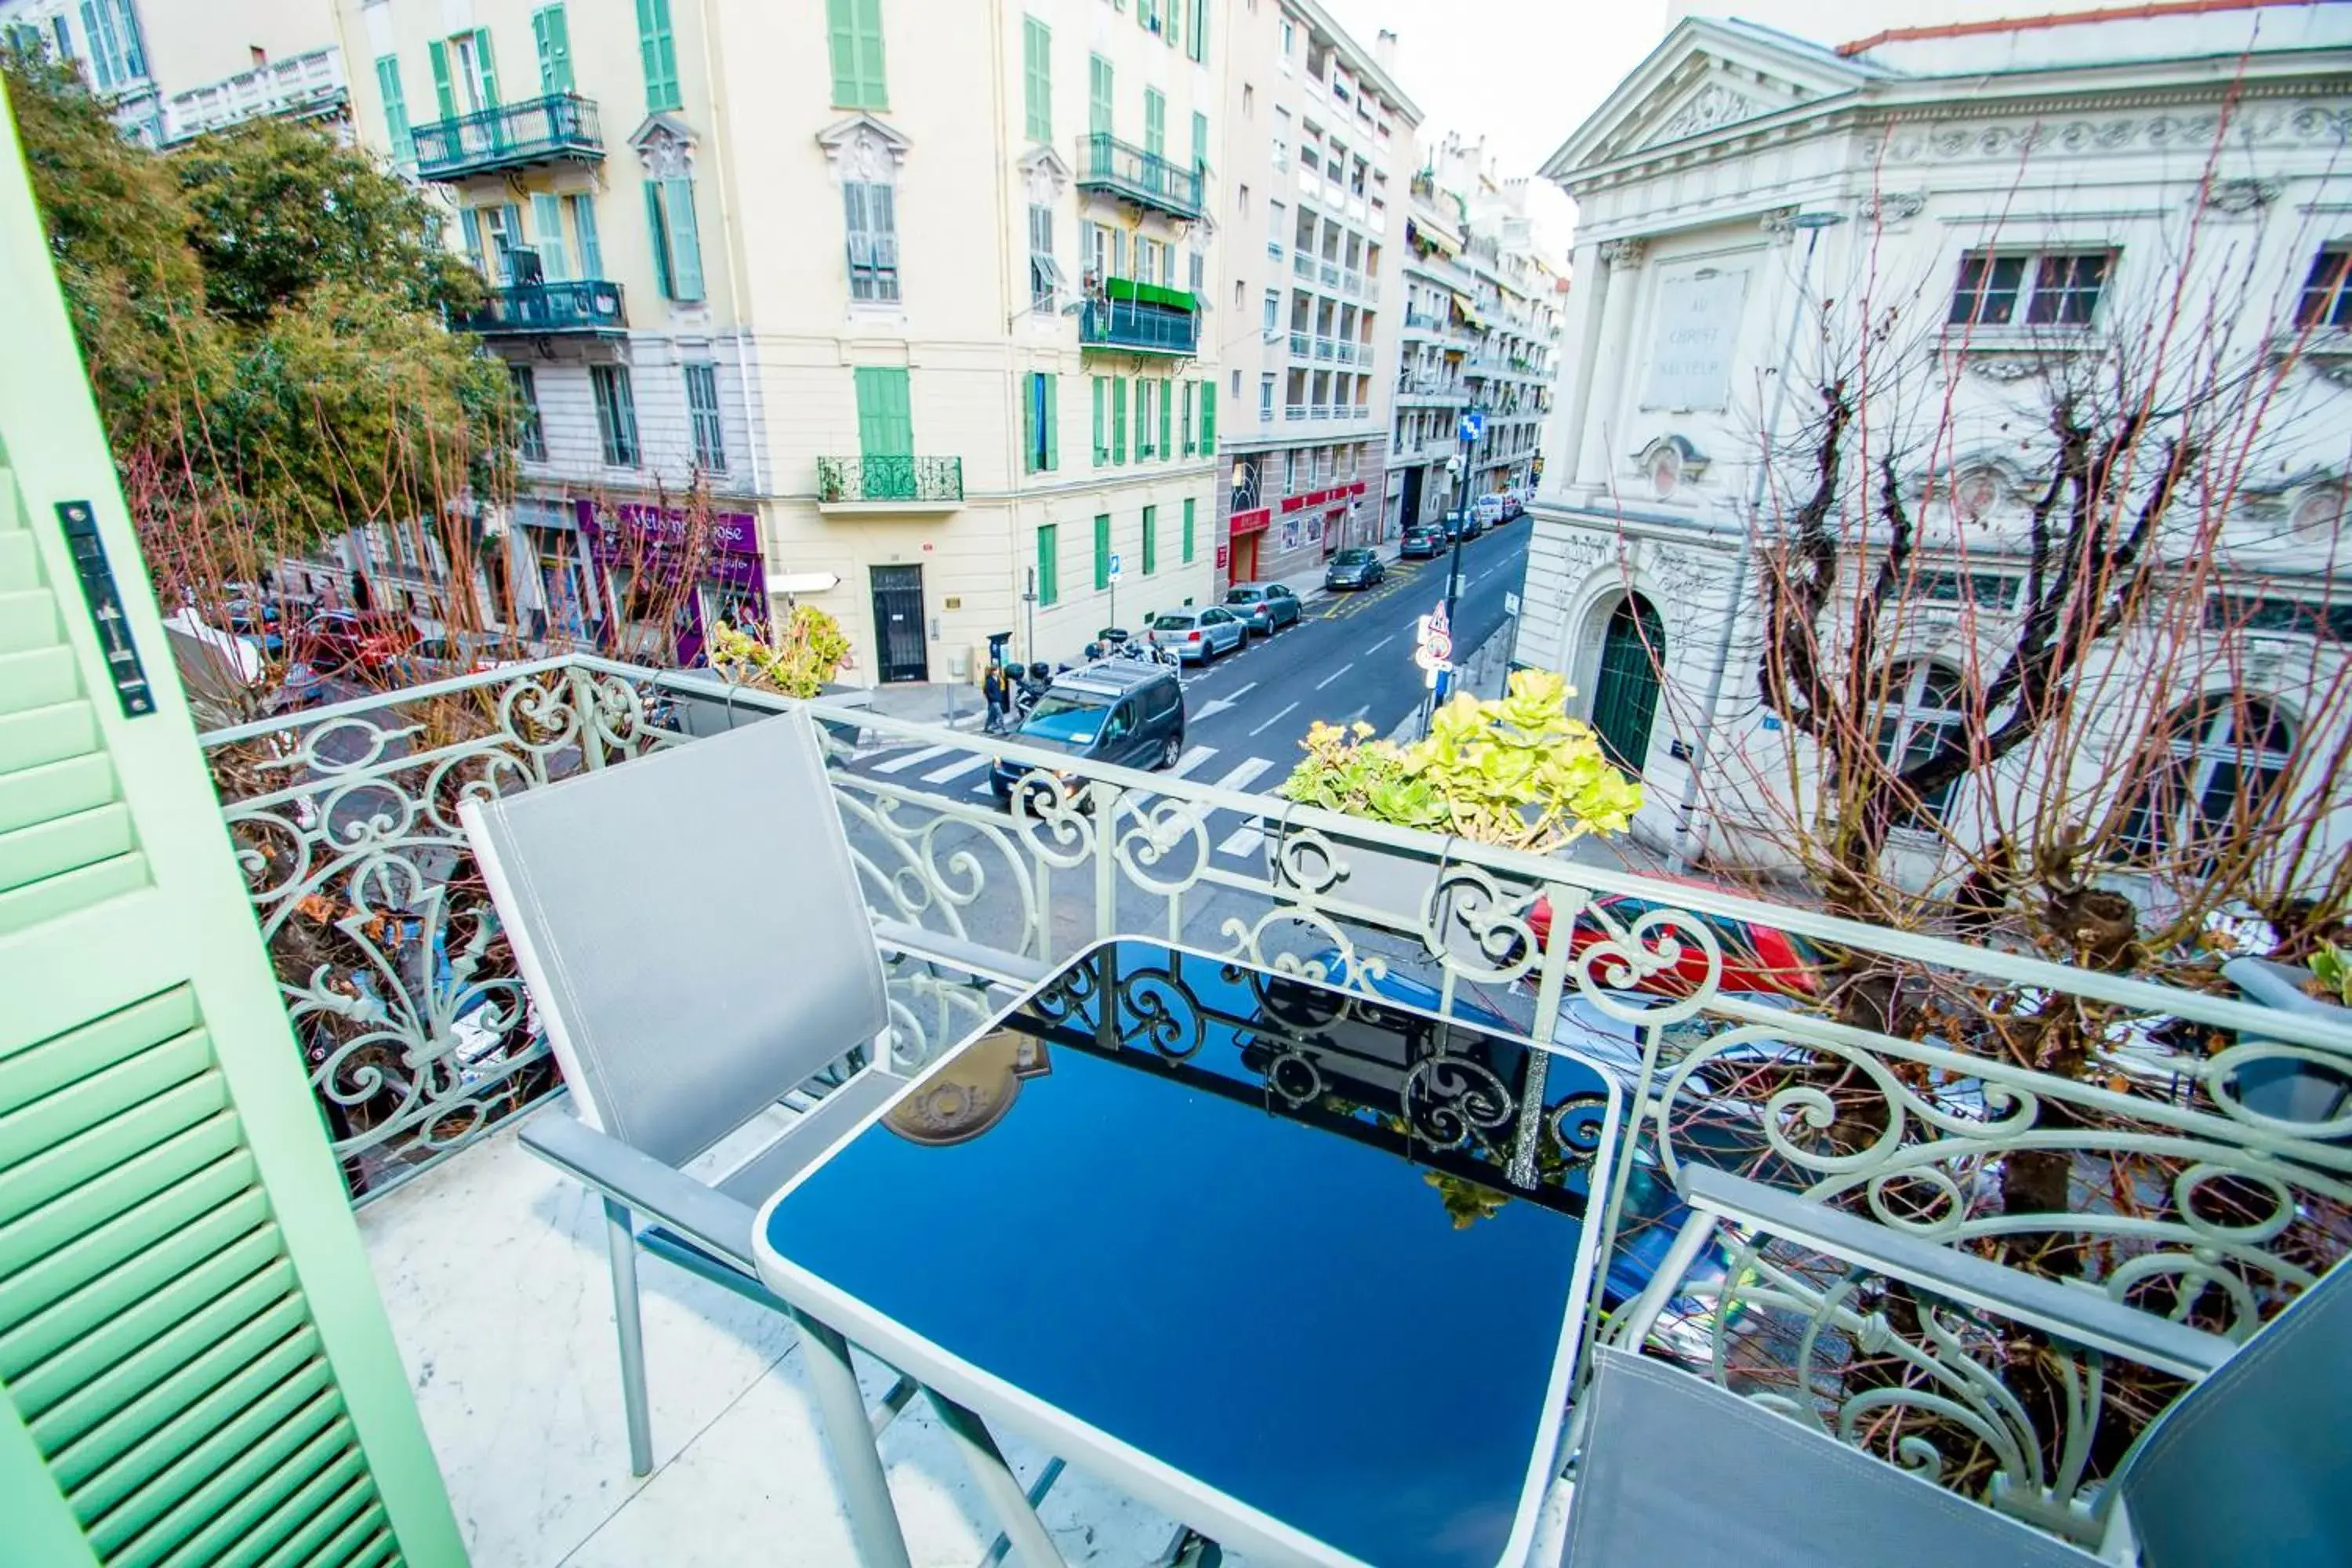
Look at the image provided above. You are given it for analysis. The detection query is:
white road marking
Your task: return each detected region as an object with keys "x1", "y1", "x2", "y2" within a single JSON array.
[
  {"x1": 1208, "y1": 757, "x2": 1275, "y2": 793},
  {"x1": 873, "y1": 744, "x2": 952, "y2": 775},
  {"x1": 971, "y1": 778, "x2": 997, "y2": 796},
  {"x1": 1168, "y1": 744, "x2": 1216, "y2": 778},
  {"x1": 1248, "y1": 702, "x2": 1299, "y2": 737},
  {"x1": 1218, "y1": 824, "x2": 1264, "y2": 858},
  {"x1": 1315, "y1": 663, "x2": 1354, "y2": 690},
  {"x1": 920, "y1": 753, "x2": 992, "y2": 784},
  {"x1": 1364, "y1": 635, "x2": 1396, "y2": 655}
]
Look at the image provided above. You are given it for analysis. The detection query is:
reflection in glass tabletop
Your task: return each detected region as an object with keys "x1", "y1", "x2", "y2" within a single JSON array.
[{"x1": 756, "y1": 939, "x2": 1623, "y2": 1568}]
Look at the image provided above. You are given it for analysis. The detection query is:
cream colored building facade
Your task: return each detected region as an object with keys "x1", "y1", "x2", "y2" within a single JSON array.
[
  {"x1": 1210, "y1": 0, "x2": 1416, "y2": 591},
  {"x1": 338, "y1": 0, "x2": 1225, "y2": 682},
  {"x1": 1, "y1": 0, "x2": 347, "y2": 143}
]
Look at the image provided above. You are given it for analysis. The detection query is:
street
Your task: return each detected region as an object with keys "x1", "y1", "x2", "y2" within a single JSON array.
[{"x1": 843, "y1": 517, "x2": 1534, "y2": 836}]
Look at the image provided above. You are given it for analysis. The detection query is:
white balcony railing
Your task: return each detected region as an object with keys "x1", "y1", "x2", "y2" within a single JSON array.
[
  {"x1": 162, "y1": 45, "x2": 347, "y2": 142},
  {"x1": 198, "y1": 656, "x2": 2352, "y2": 1562}
]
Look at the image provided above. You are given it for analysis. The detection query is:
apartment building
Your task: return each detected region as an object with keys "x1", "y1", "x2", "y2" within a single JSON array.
[
  {"x1": 0, "y1": 0, "x2": 348, "y2": 144},
  {"x1": 1212, "y1": 0, "x2": 1417, "y2": 590},
  {"x1": 338, "y1": 0, "x2": 1224, "y2": 680}
]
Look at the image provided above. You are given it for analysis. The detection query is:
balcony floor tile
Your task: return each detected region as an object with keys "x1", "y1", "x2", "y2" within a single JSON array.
[{"x1": 357, "y1": 1104, "x2": 1212, "y2": 1566}]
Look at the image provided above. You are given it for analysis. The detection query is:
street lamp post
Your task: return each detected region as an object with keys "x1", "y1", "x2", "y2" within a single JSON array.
[{"x1": 1666, "y1": 210, "x2": 1845, "y2": 874}]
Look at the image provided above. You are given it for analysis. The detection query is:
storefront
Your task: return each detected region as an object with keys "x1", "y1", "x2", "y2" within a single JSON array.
[
  {"x1": 575, "y1": 499, "x2": 768, "y2": 668},
  {"x1": 1225, "y1": 506, "x2": 1270, "y2": 586}
]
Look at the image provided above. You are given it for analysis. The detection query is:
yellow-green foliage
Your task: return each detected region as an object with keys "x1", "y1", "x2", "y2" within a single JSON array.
[
  {"x1": 707, "y1": 606, "x2": 854, "y2": 699},
  {"x1": 1279, "y1": 670, "x2": 1642, "y2": 851}
]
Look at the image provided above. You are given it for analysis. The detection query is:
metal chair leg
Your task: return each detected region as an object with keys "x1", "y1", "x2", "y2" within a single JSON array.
[
  {"x1": 602, "y1": 1198, "x2": 655, "y2": 1477},
  {"x1": 929, "y1": 1392, "x2": 1068, "y2": 1568},
  {"x1": 793, "y1": 1309, "x2": 915, "y2": 1568}
]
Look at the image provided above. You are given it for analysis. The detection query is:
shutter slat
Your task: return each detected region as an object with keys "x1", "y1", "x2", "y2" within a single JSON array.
[
  {"x1": 245, "y1": 1465, "x2": 376, "y2": 1568},
  {"x1": 87, "y1": 1364, "x2": 335, "y2": 1559},
  {"x1": 339, "y1": 1524, "x2": 398, "y2": 1568},
  {"x1": 185, "y1": 1433, "x2": 366, "y2": 1568},
  {"x1": 54, "y1": 1312, "x2": 314, "y2": 1497},
  {"x1": 0, "y1": 1154, "x2": 258, "y2": 1331},
  {"x1": 0, "y1": 699, "x2": 100, "y2": 775},
  {"x1": 0, "y1": 802, "x2": 136, "y2": 906},
  {"x1": 0, "y1": 1024, "x2": 210, "y2": 1192},
  {"x1": 0, "y1": 990, "x2": 192, "y2": 1109},
  {"x1": 0, "y1": 850, "x2": 148, "y2": 938},
  {"x1": 30, "y1": 1261, "x2": 297, "y2": 1454},
  {"x1": 104, "y1": 1388, "x2": 343, "y2": 1566},
  {"x1": 0, "y1": 1112, "x2": 245, "y2": 1270},
  {"x1": 0, "y1": 1074, "x2": 230, "y2": 1227},
  {"x1": 0, "y1": 530, "x2": 35, "y2": 589},
  {"x1": 3, "y1": 1217, "x2": 280, "y2": 1388},
  {"x1": 0, "y1": 753, "x2": 117, "y2": 838},
  {"x1": 310, "y1": 1505, "x2": 390, "y2": 1568},
  {"x1": 0, "y1": 646, "x2": 78, "y2": 713},
  {"x1": 0, "y1": 586, "x2": 57, "y2": 649}
]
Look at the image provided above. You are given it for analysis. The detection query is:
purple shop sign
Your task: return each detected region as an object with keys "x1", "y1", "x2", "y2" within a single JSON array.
[{"x1": 575, "y1": 499, "x2": 768, "y2": 592}]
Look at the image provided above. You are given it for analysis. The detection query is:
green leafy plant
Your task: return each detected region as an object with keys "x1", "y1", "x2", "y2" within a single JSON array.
[
  {"x1": 2307, "y1": 945, "x2": 2352, "y2": 1007},
  {"x1": 1277, "y1": 670, "x2": 1643, "y2": 851},
  {"x1": 707, "y1": 607, "x2": 853, "y2": 699}
]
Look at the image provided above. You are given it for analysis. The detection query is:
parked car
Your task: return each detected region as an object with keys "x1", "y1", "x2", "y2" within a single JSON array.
[
  {"x1": 1223, "y1": 582, "x2": 1305, "y2": 636},
  {"x1": 1323, "y1": 548, "x2": 1386, "y2": 591},
  {"x1": 289, "y1": 609, "x2": 420, "y2": 678},
  {"x1": 219, "y1": 597, "x2": 288, "y2": 656},
  {"x1": 1399, "y1": 524, "x2": 1445, "y2": 560},
  {"x1": 1524, "y1": 876, "x2": 1824, "y2": 998},
  {"x1": 1500, "y1": 488, "x2": 1527, "y2": 521},
  {"x1": 1145, "y1": 606, "x2": 1247, "y2": 663},
  {"x1": 1473, "y1": 493, "x2": 1506, "y2": 527},
  {"x1": 1441, "y1": 510, "x2": 1477, "y2": 543},
  {"x1": 991, "y1": 662, "x2": 1187, "y2": 806}
]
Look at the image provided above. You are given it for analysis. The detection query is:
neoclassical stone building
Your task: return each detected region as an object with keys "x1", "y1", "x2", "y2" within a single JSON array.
[{"x1": 1516, "y1": 4, "x2": 2352, "y2": 896}]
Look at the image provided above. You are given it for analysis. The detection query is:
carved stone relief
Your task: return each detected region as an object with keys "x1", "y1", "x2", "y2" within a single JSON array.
[{"x1": 1644, "y1": 80, "x2": 1768, "y2": 149}]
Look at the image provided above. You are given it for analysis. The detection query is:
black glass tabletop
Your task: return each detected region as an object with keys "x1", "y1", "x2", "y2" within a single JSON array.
[{"x1": 758, "y1": 939, "x2": 1621, "y2": 1567}]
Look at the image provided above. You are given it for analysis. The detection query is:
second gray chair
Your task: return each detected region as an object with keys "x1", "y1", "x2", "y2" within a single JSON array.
[{"x1": 461, "y1": 708, "x2": 898, "y2": 1475}]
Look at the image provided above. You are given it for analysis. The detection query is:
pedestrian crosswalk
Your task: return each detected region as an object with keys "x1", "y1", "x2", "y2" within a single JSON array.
[{"x1": 853, "y1": 738, "x2": 1294, "y2": 860}]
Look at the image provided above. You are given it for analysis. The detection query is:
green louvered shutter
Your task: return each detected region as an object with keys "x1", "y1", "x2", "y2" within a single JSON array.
[
  {"x1": 1112, "y1": 379, "x2": 1127, "y2": 464},
  {"x1": 530, "y1": 192, "x2": 569, "y2": 282},
  {"x1": 0, "y1": 84, "x2": 463, "y2": 1567},
  {"x1": 660, "y1": 178, "x2": 702, "y2": 302},
  {"x1": 855, "y1": 368, "x2": 913, "y2": 458},
  {"x1": 1043, "y1": 374, "x2": 1058, "y2": 472},
  {"x1": 1200, "y1": 378, "x2": 1217, "y2": 446},
  {"x1": 1091, "y1": 376, "x2": 1105, "y2": 466},
  {"x1": 1022, "y1": 376, "x2": 1038, "y2": 475},
  {"x1": 426, "y1": 38, "x2": 454, "y2": 119},
  {"x1": 1142, "y1": 505, "x2": 1156, "y2": 575},
  {"x1": 826, "y1": 0, "x2": 887, "y2": 110},
  {"x1": 1022, "y1": 17, "x2": 1050, "y2": 143},
  {"x1": 1087, "y1": 53, "x2": 1111, "y2": 138},
  {"x1": 373, "y1": 56, "x2": 412, "y2": 163},
  {"x1": 1093, "y1": 514, "x2": 1112, "y2": 590},
  {"x1": 636, "y1": 0, "x2": 681, "y2": 113},
  {"x1": 1144, "y1": 88, "x2": 1164, "y2": 161},
  {"x1": 472, "y1": 29, "x2": 499, "y2": 108},
  {"x1": 1158, "y1": 378, "x2": 1172, "y2": 460},
  {"x1": 1182, "y1": 495, "x2": 1196, "y2": 561},
  {"x1": 534, "y1": 5, "x2": 572, "y2": 94}
]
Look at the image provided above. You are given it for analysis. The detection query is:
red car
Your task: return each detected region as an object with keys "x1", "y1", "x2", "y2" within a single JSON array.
[
  {"x1": 290, "y1": 610, "x2": 421, "y2": 677},
  {"x1": 1526, "y1": 877, "x2": 1821, "y2": 997}
]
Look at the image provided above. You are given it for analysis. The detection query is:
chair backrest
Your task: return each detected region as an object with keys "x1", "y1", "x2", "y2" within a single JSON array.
[
  {"x1": 1564, "y1": 1348, "x2": 2099, "y2": 1567},
  {"x1": 2115, "y1": 1257, "x2": 2352, "y2": 1567},
  {"x1": 461, "y1": 709, "x2": 889, "y2": 1166}
]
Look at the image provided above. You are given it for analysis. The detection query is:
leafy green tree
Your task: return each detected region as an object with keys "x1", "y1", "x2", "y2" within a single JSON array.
[{"x1": 3, "y1": 40, "x2": 510, "y2": 548}]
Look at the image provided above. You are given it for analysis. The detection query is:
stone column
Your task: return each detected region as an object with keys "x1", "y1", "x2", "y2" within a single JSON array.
[
  {"x1": 1548, "y1": 238, "x2": 1606, "y2": 493},
  {"x1": 1573, "y1": 238, "x2": 1646, "y2": 496}
]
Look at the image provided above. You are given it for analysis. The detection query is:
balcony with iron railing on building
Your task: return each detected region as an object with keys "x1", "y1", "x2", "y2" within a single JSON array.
[
  {"x1": 1080, "y1": 278, "x2": 1200, "y2": 355},
  {"x1": 1075, "y1": 133, "x2": 1203, "y2": 222},
  {"x1": 815, "y1": 455, "x2": 964, "y2": 511},
  {"x1": 414, "y1": 92, "x2": 603, "y2": 182},
  {"x1": 448, "y1": 251, "x2": 626, "y2": 336}
]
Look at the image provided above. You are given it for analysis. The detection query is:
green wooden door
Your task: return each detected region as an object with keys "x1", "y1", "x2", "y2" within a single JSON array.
[
  {"x1": 853, "y1": 367, "x2": 913, "y2": 500},
  {"x1": 1591, "y1": 595, "x2": 1664, "y2": 774},
  {"x1": 0, "y1": 80, "x2": 463, "y2": 1567}
]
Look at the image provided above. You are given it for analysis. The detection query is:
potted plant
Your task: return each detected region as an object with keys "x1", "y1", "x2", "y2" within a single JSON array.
[
  {"x1": 1269, "y1": 670, "x2": 1643, "y2": 964},
  {"x1": 2219, "y1": 942, "x2": 2352, "y2": 1127}
]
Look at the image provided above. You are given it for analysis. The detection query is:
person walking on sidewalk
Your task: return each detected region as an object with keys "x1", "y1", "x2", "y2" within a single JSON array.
[{"x1": 982, "y1": 662, "x2": 1010, "y2": 735}]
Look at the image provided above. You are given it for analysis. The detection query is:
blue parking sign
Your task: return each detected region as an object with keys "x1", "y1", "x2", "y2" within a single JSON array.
[{"x1": 1458, "y1": 410, "x2": 1486, "y2": 444}]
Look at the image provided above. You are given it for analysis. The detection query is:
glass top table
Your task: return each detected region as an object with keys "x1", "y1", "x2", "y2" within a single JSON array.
[{"x1": 753, "y1": 938, "x2": 1624, "y2": 1567}]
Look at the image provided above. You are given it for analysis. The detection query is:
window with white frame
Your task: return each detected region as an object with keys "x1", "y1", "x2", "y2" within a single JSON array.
[
  {"x1": 1947, "y1": 250, "x2": 2112, "y2": 328},
  {"x1": 591, "y1": 365, "x2": 641, "y2": 468},
  {"x1": 1260, "y1": 372, "x2": 1275, "y2": 419},
  {"x1": 845, "y1": 180, "x2": 900, "y2": 301},
  {"x1": 1138, "y1": 379, "x2": 1159, "y2": 458},
  {"x1": 1262, "y1": 288, "x2": 1279, "y2": 334},
  {"x1": 1028, "y1": 202, "x2": 1065, "y2": 309},
  {"x1": 1871, "y1": 661, "x2": 1968, "y2": 824},
  {"x1": 2295, "y1": 244, "x2": 2352, "y2": 330},
  {"x1": 510, "y1": 365, "x2": 546, "y2": 463},
  {"x1": 684, "y1": 363, "x2": 726, "y2": 472},
  {"x1": 2120, "y1": 694, "x2": 2294, "y2": 865}
]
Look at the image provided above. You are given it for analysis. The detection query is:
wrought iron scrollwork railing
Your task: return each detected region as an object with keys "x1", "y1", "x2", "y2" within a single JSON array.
[
  {"x1": 815, "y1": 455, "x2": 964, "y2": 505},
  {"x1": 412, "y1": 91, "x2": 603, "y2": 180},
  {"x1": 198, "y1": 655, "x2": 2352, "y2": 1541}
]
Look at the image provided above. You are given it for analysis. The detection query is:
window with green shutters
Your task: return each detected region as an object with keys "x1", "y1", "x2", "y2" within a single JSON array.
[
  {"x1": 1144, "y1": 88, "x2": 1166, "y2": 161},
  {"x1": 1142, "y1": 504, "x2": 1157, "y2": 574},
  {"x1": 1088, "y1": 53, "x2": 1112, "y2": 137},
  {"x1": 1187, "y1": 0, "x2": 1209, "y2": 62},
  {"x1": 1180, "y1": 382, "x2": 1194, "y2": 455},
  {"x1": 533, "y1": 5, "x2": 572, "y2": 93},
  {"x1": 1022, "y1": 372, "x2": 1058, "y2": 474},
  {"x1": 636, "y1": 0, "x2": 680, "y2": 112},
  {"x1": 592, "y1": 364, "x2": 641, "y2": 466},
  {"x1": 1200, "y1": 379, "x2": 1218, "y2": 446},
  {"x1": 569, "y1": 193, "x2": 601, "y2": 276},
  {"x1": 855, "y1": 366, "x2": 913, "y2": 457},
  {"x1": 1094, "y1": 514, "x2": 1112, "y2": 590},
  {"x1": 374, "y1": 56, "x2": 412, "y2": 161},
  {"x1": 428, "y1": 30, "x2": 499, "y2": 119},
  {"x1": 529, "y1": 191, "x2": 569, "y2": 281},
  {"x1": 1138, "y1": 0, "x2": 1160, "y2": 33},
  {"x1": 1112, "y1": 378, "x2": 1127, "y2": 464},
  {"x1": 1159, "y1": 376, "x2": 1173, "y2": 459},
  {"x1": 1192, "y1": 110, "x2": 1208, "y2": 174},
  {"x1": 826, "y1": 0, "x2": 887, "y2": 110},
  {"x1": 1091, "y1": 376, "x2": 1107, "y2": 465},
  {"x1": 1036, "y1": 524, "x2": 1059, "y2": 604},
  {"x1": 1022, "y1": 16, "x2": 1051, "y2": 143},
  {"x1": 644, "y1": 177, "x2": 703, "y2": 302},
  {"x1": 1182, "y1": 495, "x2": 1196, "y2": 561}
]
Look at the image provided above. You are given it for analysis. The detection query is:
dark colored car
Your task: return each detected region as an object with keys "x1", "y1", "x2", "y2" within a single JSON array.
[
  {"x1": 1441, "y1": 509, "x2": 1479, "y2": 543},
  {"x1": 1526, "y1": 877, "x2": 1824, "y2": 997},
  {"x1": 1399, "y1": 525, "x2": 1445, "y2": 560},
  {"x1": 291, "y1": 609, "x2": 420, "y2": 677},
  {"x1": 992, "y1": 662, "x2": 1187, "y2": 807},
  {"x1": 1323, "y1": 548, "x2": 1385, "y2": 591},
  {"x1": 1222, "y1": 582, "x2": 1304, "y2": 636}
]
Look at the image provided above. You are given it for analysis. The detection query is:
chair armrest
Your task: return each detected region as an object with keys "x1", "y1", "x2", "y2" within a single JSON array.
[
  {"x1": 873, "y1": 918, "x2": 1054, "y2": 990},
  {"x1": 1677, "y1": 1165, "x2": 2231, "y2": 1381},
  {"x1": 520, "y1": 1110, "x2": 760, "y2": 1273}
]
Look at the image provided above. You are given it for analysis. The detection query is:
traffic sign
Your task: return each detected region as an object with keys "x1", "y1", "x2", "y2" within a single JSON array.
[
  {"x1": 1413, "y1": 644, "x2": 1453, "y2": 673},
  {"x1": 1109, "y1": 553, "x2": 1123, "y2": 581},
  {"x1": 1457, "y1": 409, "x2": 1486, "y2": 444}
]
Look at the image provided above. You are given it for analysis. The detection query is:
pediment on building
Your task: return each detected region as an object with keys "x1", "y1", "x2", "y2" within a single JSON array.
[
  {"x1": 1546, "y1": 19, "x2": 1873, "y2": 180},
  {"x1": 816, "y1": 114, "x2": 911, "y2": 182}
]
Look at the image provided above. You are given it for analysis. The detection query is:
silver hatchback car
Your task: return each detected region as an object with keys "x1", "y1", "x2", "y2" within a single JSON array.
[
  {"x1": 1221, "y1": 582, "x2": 1304, "y2": 637},
  {"x1": 1146, "y1": 607, "x2": 1248, "y2": 662}
]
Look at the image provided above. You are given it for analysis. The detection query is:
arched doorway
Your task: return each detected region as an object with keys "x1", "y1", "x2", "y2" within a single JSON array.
[{"x1": 1590, "y1": 594, "x2": 1664, "y2": 773}]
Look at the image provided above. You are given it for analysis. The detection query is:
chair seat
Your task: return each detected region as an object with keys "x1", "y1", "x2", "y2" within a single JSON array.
[{"x1": 717, "y1": 1068, "x2": 906, "y2": 1209}]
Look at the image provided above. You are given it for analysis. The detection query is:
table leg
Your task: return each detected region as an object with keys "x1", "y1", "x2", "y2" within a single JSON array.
[
  {"x1": 929, "y1": 1392, "x2": 1069, "y2": 1568},
  {"x1": 791, "y1": 1308, "x2": 915, "y2": 1568}
]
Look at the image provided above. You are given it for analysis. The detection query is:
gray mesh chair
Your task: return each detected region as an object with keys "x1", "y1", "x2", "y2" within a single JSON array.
[
  {"x1": 461, "y1": 709, "x2": 902, "y2": 1476},
  {"x1": 1566, "y1": 1165, "x2": 2352, "y2": 1566}
]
